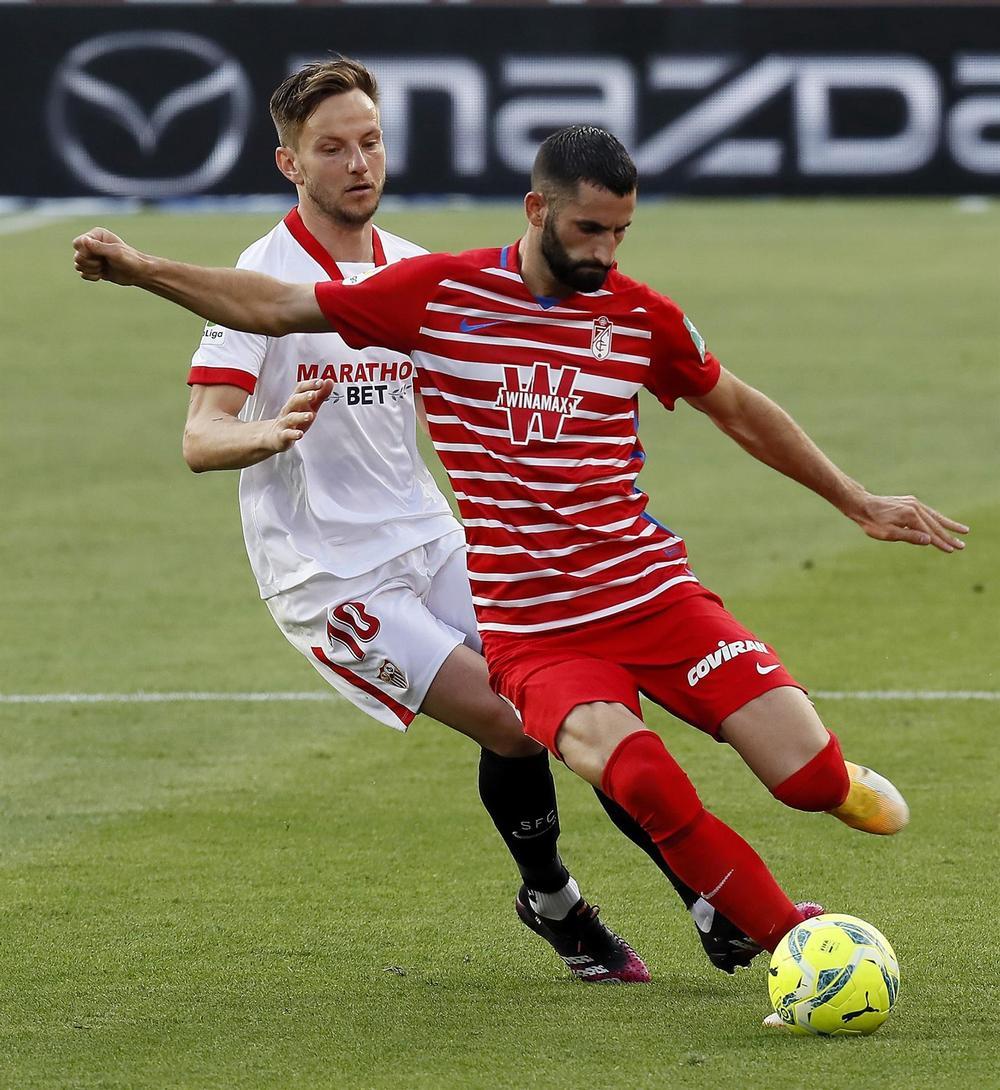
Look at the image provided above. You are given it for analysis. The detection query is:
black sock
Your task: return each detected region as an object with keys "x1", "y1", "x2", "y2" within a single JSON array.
[
  {"x1": 478, "y1": 748, "x2": 570, "y2": 894},
  {"x1": 592, "y1": 787, "x2": 699, "y2": 910}
]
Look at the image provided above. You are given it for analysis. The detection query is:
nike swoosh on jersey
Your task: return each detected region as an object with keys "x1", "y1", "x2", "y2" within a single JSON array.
[
  {"x1": 756, "y1": 662, "x2": 781, "y2": 675},
  {"x1": 459, "y1": 318, "x2": 504, "y2": 333}
]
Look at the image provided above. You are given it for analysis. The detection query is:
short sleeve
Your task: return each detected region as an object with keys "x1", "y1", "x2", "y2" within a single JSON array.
[
  {"x1": 188, "y1": 322, "x2": 267, "y2": 393},
  {"x1": 315, "y1": 253, "x2": 450, "y2": 355},
  {"x1": 644, "y1": 295, "x2": 721, "y2": 410}
]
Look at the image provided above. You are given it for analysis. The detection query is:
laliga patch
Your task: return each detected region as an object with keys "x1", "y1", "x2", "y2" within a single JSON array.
[
  {"x1": 201, "y1": 322, "x2": 226, "y2": 346},
  {"x1": 342, "y1": 265, "x2": 389, "y2": 287},
  {"x1": 591, "y1": 316, "x2": 613, "y2": 360},
  {"x1": 683, "y1": 315, "x2": 706, "y2": 362}
]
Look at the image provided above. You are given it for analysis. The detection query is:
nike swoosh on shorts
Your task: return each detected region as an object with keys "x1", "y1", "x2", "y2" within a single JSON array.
[{"x1": 756, "y1": 662, "x2": 781, "y2": 675}]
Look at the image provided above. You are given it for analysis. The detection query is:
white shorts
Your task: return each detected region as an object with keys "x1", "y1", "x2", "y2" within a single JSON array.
[{"x1": 266, "y1": 530, "x2": 480, "y2": 730}]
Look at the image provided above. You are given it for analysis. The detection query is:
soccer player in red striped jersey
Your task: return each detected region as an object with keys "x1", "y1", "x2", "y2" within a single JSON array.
[{"x1": 73, "y1": 126, "x2": 967, "y2": 973}]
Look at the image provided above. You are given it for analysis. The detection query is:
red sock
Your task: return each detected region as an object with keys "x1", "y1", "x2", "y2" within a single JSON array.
[
  {"x1": 662, "y1": 810, "x2": 803, "y2": 950},
  {"x1": 772, "y1": 731, "x2": 850, "y2": 812},
  {"x1": 602, "y1": 730, "x2": 802, "y2": 951}
]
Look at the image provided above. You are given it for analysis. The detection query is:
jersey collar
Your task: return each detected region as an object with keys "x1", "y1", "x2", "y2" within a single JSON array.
[
  {"x1": 499, "y1": 237, "x2": 616, "y2": 309},
  {"x1": 283, "y1": 206, "x2": 386, "y2": 281}
]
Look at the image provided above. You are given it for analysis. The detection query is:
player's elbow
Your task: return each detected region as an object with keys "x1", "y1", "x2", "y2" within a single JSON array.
[
  {"x1": 182, "y1": 427, "x2": 210, "y2": 472},
  {"x1": 264, "y1": 310, "x2": 299, "y2": 337},
  {"x1": 222, "y1": 304, "x2": 289, "y2": 338},
  {"x1": 263, "y1": 285, "x2": 323, "y2": 337}
]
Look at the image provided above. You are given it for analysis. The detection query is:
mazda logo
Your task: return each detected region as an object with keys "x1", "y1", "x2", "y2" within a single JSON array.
[{"x1": 47, "y1": 30, "x2": 252, "y2": 198}]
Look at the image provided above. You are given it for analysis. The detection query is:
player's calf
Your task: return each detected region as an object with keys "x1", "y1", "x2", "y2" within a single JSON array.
[{"x1": 770, "y1": 731, "x2": 850, "y2": 812}]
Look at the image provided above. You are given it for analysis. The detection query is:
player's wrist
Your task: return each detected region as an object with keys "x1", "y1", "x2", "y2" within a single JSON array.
[
  {"x1": 263, "y1": 418, "x2": 291, "y2": 455},
  {"x1": 137, "y1": 252, "x2": 174, "y2": 291},
  {"x1": 834, "y1": 481, "x2": 872, "y2": 521}
]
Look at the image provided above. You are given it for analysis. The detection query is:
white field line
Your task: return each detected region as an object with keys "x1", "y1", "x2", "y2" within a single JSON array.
[
  {"x1": 0, "y1": 198, "x2": 143, "y2": 236},
  {"x1": 812, "y1": 690, "x2": 999, "y2": 701},
  {"x1": 0, "y1": 691, "x2": 333, "y2": 705},
  {"x1": 0, "y1": 212, "x2": 67, "y2": 236},
  {"x1": 0, "y1": 690, "x2": 997, "y2": 705}
]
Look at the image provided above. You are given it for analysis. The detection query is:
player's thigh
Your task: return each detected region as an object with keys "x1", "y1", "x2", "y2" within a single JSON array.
[
  {"x1": 718, "y1": 687, "x2": 829, "y2": 789},
  {"x1": 266, "y1": 568, "x2": 464, "y2": 732}
]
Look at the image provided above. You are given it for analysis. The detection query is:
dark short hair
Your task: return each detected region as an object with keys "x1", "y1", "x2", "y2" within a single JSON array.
[
  {"x1": 269, "y1": 58, "x2": 379, "y2": 148},
  {"x1": 531, "y1": 125, "x2": 638, "y2": 200}
]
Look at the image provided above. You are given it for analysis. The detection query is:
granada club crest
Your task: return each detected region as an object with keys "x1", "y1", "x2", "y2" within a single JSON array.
[
  {"x1": 591, "y1": 316, "x2": 613, "y2": 360},
  {"x1": 495, "y1": 362, "x2": 582, "y2": 445}
]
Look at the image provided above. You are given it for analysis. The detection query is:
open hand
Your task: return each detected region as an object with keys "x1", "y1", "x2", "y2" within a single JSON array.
[
  {"x1": 268, "y1": 378, "x2": 335, "y2": 452},
  {"x1": 72, "y1": 227, "x2": 147, "y2": 286},
  {"x1": 850, "y1": 493, "x2": 969, "y2": 553}
]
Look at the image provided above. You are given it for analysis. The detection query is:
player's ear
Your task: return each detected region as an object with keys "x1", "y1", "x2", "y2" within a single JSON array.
[
  {"x1": 275, "y1": 145, "x2": 302, "y2": 185},
  {"x1": 525, "y1": 191, "x2": 547, "y2": 229}
]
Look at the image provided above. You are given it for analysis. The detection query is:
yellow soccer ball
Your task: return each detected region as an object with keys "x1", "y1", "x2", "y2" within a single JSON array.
[{"x1": 768, "y1": 914, "x2": 900, "y2": 1036}]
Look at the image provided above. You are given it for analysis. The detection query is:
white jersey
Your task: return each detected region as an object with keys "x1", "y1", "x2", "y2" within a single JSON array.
[{"x1": 189, "y1": 209, "x2": 461, "y2": 598}]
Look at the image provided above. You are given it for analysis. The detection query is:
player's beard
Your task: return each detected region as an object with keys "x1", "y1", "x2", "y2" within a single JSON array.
[
  {"x1": 303, "y1": 175, "x2": 384, "y2": 227},
  {"x1": 540, "y1": 215, "x2": 611, "y2": 293}
]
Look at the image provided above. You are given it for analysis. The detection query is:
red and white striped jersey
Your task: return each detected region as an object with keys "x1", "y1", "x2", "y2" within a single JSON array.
[{"x1": 316, "y1": 241, "x2": 721, "y2": 635}]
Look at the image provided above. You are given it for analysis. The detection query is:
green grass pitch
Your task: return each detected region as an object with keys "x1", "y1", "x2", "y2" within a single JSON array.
[{"x1": 1, "y1": 199, "x2": 998, "y2": 1089}]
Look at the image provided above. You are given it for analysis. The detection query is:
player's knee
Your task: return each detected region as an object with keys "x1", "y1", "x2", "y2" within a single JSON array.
[
  {"x1": 476, "y1": 701, "x2": 541, "y2": 758},
  {"x1": 485, "y1": 732, "x2": 544, "y2": 759},
  {"x1": 771, "y1": 731, "x2": 850, "y2": 812},
  {"x1": 601, "y1": 729, "x2": 703, "y2": 843},
  {"x1": 555, "y1": 700, "x2": 644, "y2": 782}
]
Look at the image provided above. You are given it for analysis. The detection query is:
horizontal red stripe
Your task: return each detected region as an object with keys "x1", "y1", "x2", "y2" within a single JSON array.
[
  {"x1": 459, "y1": 516, "x2": 667, "y2": 549},
  {"x1": 456, "y1": 494, "x2": 647, "y2": 530},
  {"x1": 453, "y1": 477, "x2": 634, "y2": 507},
  {"x1": 187, "y1": 366, "x2": 257, "y2": 394},
  {"x1": 435, "y1": 445, "x2": 641, "y2": 477},
  {"x1": 430, "y1": 423, "x2": 635, "y2": 463},
  {"x1": 469, "y1": 545, "x2": 688, "y2": 588},
  {"x1": 310, "y1": 646, "x2": 415, "y2": 727},
  {"x1": 466, "y1": 537, "x2": 678, "y2": 576}
]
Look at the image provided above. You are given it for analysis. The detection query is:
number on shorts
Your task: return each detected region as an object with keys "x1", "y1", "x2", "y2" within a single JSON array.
[{"x1": 325, "y1": 601, "x2": 381, "y2": 661}]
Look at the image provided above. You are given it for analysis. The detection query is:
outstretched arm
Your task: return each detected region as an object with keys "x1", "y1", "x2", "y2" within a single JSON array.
[
  {"x1": 72, "y1": 227, "x2": 327, "y2": 337},
  {"x1": 685, "y1": 368, "x2": 969, "y2": 553}
]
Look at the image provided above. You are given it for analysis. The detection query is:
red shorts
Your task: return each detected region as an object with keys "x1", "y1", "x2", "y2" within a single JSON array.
[{"x1": 483, "y1": 589, "x2": 805, "y2": 756}]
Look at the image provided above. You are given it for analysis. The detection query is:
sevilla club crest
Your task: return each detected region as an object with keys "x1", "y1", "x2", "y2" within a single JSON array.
[{"x1": 377, "y1": 659, "x2": 408, "y2": 689}]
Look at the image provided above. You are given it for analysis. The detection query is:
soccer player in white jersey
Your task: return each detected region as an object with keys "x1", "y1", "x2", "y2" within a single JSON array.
[
  {"x1": 75, "y1": 125, "x2": 965, "y2": 994},
  {"x1": 127, "y1": 61, "x2": 754, "y2": 985}
]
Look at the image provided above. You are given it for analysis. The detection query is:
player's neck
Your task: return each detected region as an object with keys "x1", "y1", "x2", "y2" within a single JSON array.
[
  {"x1": 296, "y1": 200, "x2": 375, "y2": 263},
  {"x1": 517, "y1": 229, "x2": 572, "y2": 301}
]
